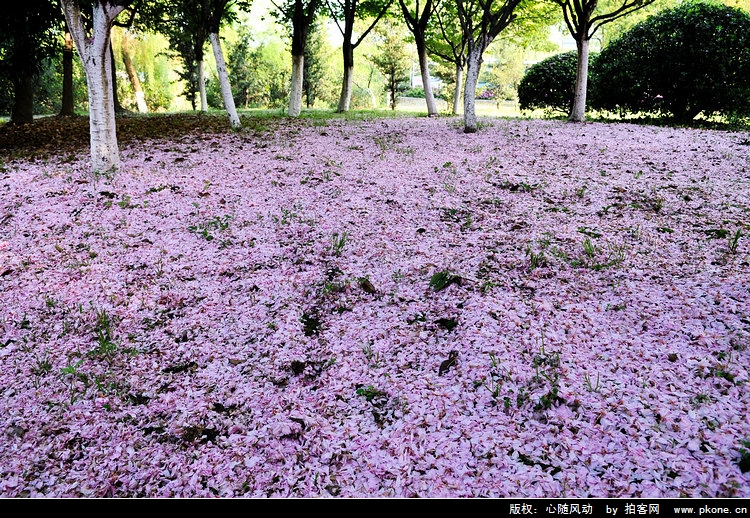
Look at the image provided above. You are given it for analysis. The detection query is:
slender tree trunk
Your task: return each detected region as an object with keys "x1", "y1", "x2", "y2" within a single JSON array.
[
  {"x1": 10, "y1": 20, "x2": 34, "y2": 124},
  {"x1": 337, "y1": 42, "x2": 355, "y2": 112},
  {"x1": 415, "y1": 38, "x2": 438, "y2": 116},
  {"x1": 63, "y1": 0, "x2": 126, "y2": 173},
  {"x1": 287, "y1": 0, "x2": 316, "y2": 117},
  {"x1": 110, "y1": 41, "x2": 126, "y2": 114},
  {"x1": 570, "y1": 38, "x2": 590, "y2": 122},
  {"x1": 198, "y1": 60, "x2": 208, "y2": 112},
  {"x1": 11, "y1": 72, "x2": 34, "y2": 124},
  {"x1": 288, "y1": 54, "x2": 304, "y2": 116},
  {"x1": 453, "y1": 64, "x2": 463, "y2": 115},
  {"x1": 209, "y1": 32, "x2": 241, "y2": 129},
  {"x1": 121, "y1": 31, "x2": 147, "y2": 113},
  {"x1": 60, "y1": 32, "x2": 75, "y2": 116},
  {"x1": 463, "y1": 47, "x2": 482, "y2": 133}
]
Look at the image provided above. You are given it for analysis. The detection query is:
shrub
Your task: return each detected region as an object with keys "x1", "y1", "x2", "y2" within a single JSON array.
[
  {"x1": 592, "y1": 2, "x2": 750, "y2": 123},
  {"x1": 517, "y1": 51, "x2": 579, "y2": 116},
  {"x1": 401, "y1": 87, "x2": 425, "y2": 98}
]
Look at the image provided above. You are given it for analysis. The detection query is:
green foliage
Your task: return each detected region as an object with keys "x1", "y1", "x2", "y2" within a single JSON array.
[
  {"x1": 303, "y1": 18, "x2": 338, "y2": 109},
  {"x1": 517, "y1": 51, "x2": 579, "y2": 116},
  {"x1": 0, "y1": 1, "x2": 64, "y2": 119},
  {"x1": 229, "y1": 27, "x2": 290, "y2": 109},
  {"x1": 368, "y1": 19, "x2": 411, "y2": 110},
  {"x1": 592, "y1": 2, "x2": 750, "y2": 122}
]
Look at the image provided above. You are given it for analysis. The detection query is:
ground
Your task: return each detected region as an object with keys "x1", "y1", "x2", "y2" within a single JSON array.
[{"x1": 0, "y1": 113, "x2": 748, "y2": 497}]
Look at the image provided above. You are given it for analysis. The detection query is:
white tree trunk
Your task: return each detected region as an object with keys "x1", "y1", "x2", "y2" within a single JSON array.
[
  {"x1": 288, "y1": 54, "x2": 304, "y2": 117},
  {"x1": 367, "y1": 88, "x2": 377, "y2": 108},
  {"x1": 135, "y1": 91, "x2": 147, "y2": 113},
  {"x1": 210, "y1": 32, "x2": 241, "y2": 129},
  {"x1": 418, "y1": 49, "x2": 438, "y2": 116},
  {"x1": 463, "y1": 48, "x2": 482, "y2": 133},
  {"x1": 62, "y1": 0, "x2": 125, "y2": 173},
  {"x1": 453, "y1": 65, "x2": 463, "y2": 115},
  {"x1": 570, "y1": 38, "x2": 590, "y2": 122},
  {"x1": 338, "y1": 66, "x2": 354, "y2": 112},
  {"x1": 198, "y1": 60, "x2": 208, "y2": 112}
]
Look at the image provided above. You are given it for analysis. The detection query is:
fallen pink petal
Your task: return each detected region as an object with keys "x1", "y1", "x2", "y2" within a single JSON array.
[{"x1": 0, "y1": 116, "x2": 748, "y2": 497}]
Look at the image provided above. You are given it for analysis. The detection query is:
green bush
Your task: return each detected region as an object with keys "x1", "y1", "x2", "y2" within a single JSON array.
[
  {"x1": 517, "y1": 51, "x2": 579, "y2": 116},
  {"x1": 401, "y1": 86, "x2": 425, "y2": 98},
  {"x1": 592, "y1": 2, "x2": 750, "y2": 122}
]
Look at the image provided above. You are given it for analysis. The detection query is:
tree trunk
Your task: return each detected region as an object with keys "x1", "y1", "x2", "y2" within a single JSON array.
[
  {"x1": 288, "y1": 54, "x2": 304, "y2": 116},
  {"x1": 110, "y1": 41, "x2": 126, "y2": 114},
  {"x1": 416, "y1": 39, "x2": 438, "y2": 116},
  {"x1": 463, "y1": 47, "x2": 482, "y2": 133},
  {"x1": 198, "y1": 60, "x2": 208, "y2": 112},
  {"x1": 209, "y1": 32, "x2": 241, "y2": 129},
  {"x1": 9, "y1": 18, "x2": 34, "y2": 124},
  {"x1": 62, "y1": 0, "x2": 126, "y2": 173},
  {"x1": 11, "y1": 71, "x2": 34, "y2": 124},
  {"x1": 337, "y1": 42, "x2": 355, "y2": 112},
  {"x1": 121, "y1": 31, "x2": 147, "y2": 113},
  {"x1": 60, "y1": 32, "x2": 75, "y2": 116},
  {"x1": 570, "y1": 38, "x2": 590, "y2": 122},
  {"x1": 453, "y1": 64, "x2": 463, "y2": 115}
]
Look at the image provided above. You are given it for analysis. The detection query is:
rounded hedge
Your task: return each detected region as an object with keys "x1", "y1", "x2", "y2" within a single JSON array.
[
  {"x1": 517, "y1": 51, "x2": 579, "y2": 116},
  {"x1": 592, "y1": 2, "x2": 750, "y2": 122}
]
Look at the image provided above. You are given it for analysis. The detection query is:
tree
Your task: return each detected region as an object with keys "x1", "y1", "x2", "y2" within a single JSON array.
[
  {"x1": 550, "y1": 0, "x2": 657, "y2": 122},
  {"x1": 1, "y1": 2, "x2": 63, "y2": 124},
  {"x1": 592, "y1": 1, "x2": 750, "y2": 122},
  {"x1": 60, "y1": 32, "x2": 76, "y2": 116},
  {"x1": 325, "y1": 0, "x2": 394, "y2": 111},
  {"x1": 303, "y1": 18, "x2": 336, "y2": 108},
  {"x1": 206, "y1": 1, "x2": 250, "y2": 127},
  {"x1": 272, "y1": 0, "x2": 319, "y2": 116},
  {"x1": 369, "y1": 19, "x2": 411, "y2": 109},
  {"x1": 456, "y1": 0, "x2": 524, "y2": 132},
  {"x1": 398, "y1": 0, "x2": 439, "y2": 115},
  {"x1": 229, "y1": 26, "x2": 291, "y2": 108},
  {"x1": 425, "y1": 0, "x2": 467, "y2": 114},
  {"x1": 62, "y1": 0, "x2": 135, "y2": 173}
]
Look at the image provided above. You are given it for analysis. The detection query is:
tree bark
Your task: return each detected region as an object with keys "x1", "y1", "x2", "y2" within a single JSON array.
[
  {"x1": 453, "y1": 64, "x2": 463, "y2": 115},
  {"x1": 60, "y1": 32, "x2": 75, "y2": 116},
  {"x1": 9, "y1": 16, "x2": 35, "y2": 124},
  {"x1": 337, "y1": 41, "x2": 355, "y2": 112},
  {"x1": 110, "y1": 41, "x2": 126, "y2": 114},
  {"x1": 570, "y1": 38, "x2": 590, "y2": 122},
  {"x1": 121, "y1": 31, "x2": 147, "y2": 113},
  {"x1": 463, "y1": 46, "x2": 482, "y2": 133},
  {"x1": 62, "y1": 0, "x2": 128, "y2": 173},
  {"x1": 197, "y1": 60, "x2": 208, "y2": 112},
  {"x1": 286, "y1": 0, "x2": 316, "y2": 117},
  {"x1": 288, "y1": 54, "x2": 304, "y2": 116},
  {"x1": 11, "y1": 72, "x2": 34, "y2": 124},
  {"x1": 209, "y1": 32, "x2": 241, "y2": 129},
  {"x1": 415, "y1": 36, "x2": 438, "y2": 116}
]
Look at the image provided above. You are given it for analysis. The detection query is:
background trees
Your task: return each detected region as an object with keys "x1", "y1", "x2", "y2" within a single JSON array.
[
  {"x1": 368, "y1": 18, "x2": 411, "y2": 109},
  {"x1": 2, "y1": 0, "x2": 749, "y2": 140},
  {"x1": 326, "y1": 0, "x2": 394, "y2": 112},
  {"x1": 1, "y1": 2, "x2": 64, "y2": 124},
  {"x1": 593, "y1": 1, "x2": 750, "y2": 122},
  {"x1": 549, "y1": 0, "x2": 659, "y2": 122}
]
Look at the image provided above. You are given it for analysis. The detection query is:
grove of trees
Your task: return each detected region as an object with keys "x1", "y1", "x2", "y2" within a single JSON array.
[
  {"x1": 519, "y1": 1, "x2": 750, "y2": 123},
  {"x1": 2, "y1": 0, "x2": 749, "y2": 171}
]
